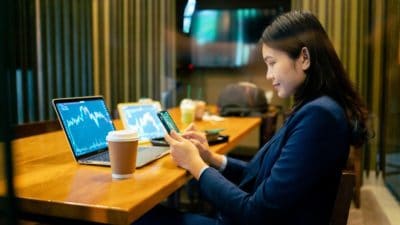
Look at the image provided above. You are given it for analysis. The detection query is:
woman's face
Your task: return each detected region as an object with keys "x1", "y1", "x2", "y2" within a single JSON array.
[{"x1": 262, "y1": 44, "x2": 309, "y2": 98}]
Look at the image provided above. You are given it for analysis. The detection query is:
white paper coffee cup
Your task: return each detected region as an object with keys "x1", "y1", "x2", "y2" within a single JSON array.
[{"x1": 106, "y1": 130, "x2": 139, "y2": 179}]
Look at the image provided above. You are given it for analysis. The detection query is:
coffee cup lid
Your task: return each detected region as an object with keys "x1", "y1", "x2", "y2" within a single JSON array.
[
  {"x1": 180, "y1": 98, "x2": 195, "y2": 109},
  {"x1": 106, "y1": 130, "x2": 138, "y2": 142}
]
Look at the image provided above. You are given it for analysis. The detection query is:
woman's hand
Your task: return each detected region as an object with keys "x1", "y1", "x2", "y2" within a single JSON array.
[
  {"x1": 182, "y1": 123, "x2": 212, "y2": 163},
  {"x1": 164, "y1": 130, "x2": 208, "y2": 179},
  {"x1": 182, "y1": 123, "x2": 225, "y2": 170}
]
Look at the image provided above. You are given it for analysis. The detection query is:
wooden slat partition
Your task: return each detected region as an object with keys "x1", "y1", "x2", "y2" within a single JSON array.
[
  {"x1": 292, "y1": 1, "x2": 378, "y2": 161},
  {"x1": 13, "y1": 0, "x2": 176, "y2": 125},
  {"x1": 293, "y1": 0, "x2": 400, "y2": 205},
  {"x1": 291, "y1": 0, "x2": 370, "y2": 91},
  {"x1": 291, "y1": 1, "x2": 376, "y2": 148},
  {"x1": 381, "y1": 0, "x2": 400, "y2": 198}
]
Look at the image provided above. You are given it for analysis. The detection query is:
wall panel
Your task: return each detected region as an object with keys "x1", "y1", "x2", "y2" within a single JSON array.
[
  {"x1": 13, "y1": 0, "x2": 176, "y2": 124},
  {"x1": 382, "y1": 0, "x2": 400, "y2": 200},
  {"x1": 292, "y1": 0, "x2": 374, "y2": 161}
]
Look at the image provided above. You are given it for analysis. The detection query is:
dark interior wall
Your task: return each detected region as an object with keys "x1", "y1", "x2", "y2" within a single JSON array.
[
  {"x1": 176, "y1": 59, "x2": 285, "y2": 107},
  {"x1": 195, "y1": 0, "x2": 290, "y2": 9},
  {"x1": 175, "y1": 0, "x2": 291, "y2": 108},
  {"x1": 0, "y1": 0, "x2": 17, "y2": 223},
  {"x1": 382, "y1": 0, "x2": 400, "y2": 201}
]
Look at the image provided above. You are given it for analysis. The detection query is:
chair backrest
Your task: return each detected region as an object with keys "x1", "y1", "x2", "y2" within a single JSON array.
[
  {"x1": 12, "y1": 120, "x2": 61, "y2": 139},
  {"x1": 259, "y1": 106, "x2": 280, "y2": 147},
  {"x1": 217, "y1": 82, "x2": 268, "y2": 117},
  {"x1": 330, "y1": 170, "x2": 356, "y2": 225},
  {"x1": 346, "y1": 146, "x2": 362, "y2": 208}
]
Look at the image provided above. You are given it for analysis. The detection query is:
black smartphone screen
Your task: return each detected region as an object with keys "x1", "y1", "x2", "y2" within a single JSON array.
[{"x1": 157, "y1": 111, "x2": 180, "y2": 133}]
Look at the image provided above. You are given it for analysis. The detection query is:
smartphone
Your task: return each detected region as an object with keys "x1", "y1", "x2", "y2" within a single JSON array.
[{"x1": 157, "y1": 110, "x2": 180, "y2": 133}]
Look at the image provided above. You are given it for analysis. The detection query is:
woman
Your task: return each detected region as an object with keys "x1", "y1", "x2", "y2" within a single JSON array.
[{"x1": 136, "y1": 11, "x2": 369, "y2": 225}]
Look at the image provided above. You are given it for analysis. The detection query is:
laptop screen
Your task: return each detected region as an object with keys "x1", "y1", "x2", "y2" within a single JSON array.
[
  {"x1": 119, "y1": 104, "x2": 166, "y2": 141},
  {"x1": 53, "y1": 97, "x2": 115, "y2": 157}
]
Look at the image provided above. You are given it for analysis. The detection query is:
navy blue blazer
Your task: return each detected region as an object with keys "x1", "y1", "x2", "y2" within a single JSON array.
[{"x1": 199, "y1": 96, "x2": 350, "y2": 225}]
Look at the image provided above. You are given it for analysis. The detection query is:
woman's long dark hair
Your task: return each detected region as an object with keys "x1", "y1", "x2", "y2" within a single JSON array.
[{"x1": 261, "y1": 11, "x2": 369, "y2": 147}]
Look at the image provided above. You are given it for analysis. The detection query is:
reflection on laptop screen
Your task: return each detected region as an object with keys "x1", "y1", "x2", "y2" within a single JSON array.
[
  {"x1": 55, "y1": 99, "x2": 114, "y2": 157},
  {"x1": 120, "y1": 104, "x2": 165, "y2": 141}
]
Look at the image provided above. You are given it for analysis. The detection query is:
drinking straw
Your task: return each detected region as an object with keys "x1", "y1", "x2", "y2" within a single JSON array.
[
  {"x1": 187, "y1": 85, "x2": 191, "y2": 98},
  {"x1": 197, "y1": 87, "x2": 203, "y2": 99}
]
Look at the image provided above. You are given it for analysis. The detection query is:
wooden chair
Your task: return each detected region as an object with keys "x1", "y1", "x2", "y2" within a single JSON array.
[
  {"x1": 259, "y1": 105, "x2": 281, "y2": 147},
  {"x1": 346, "y1": 146, "x2": 362, "y2": 208},
  {"x1": 330, "y1": 170, "x2": 356, "y2": 225},
  {"x1": 12, "y1": 120, "x2": 61, "y2": 139}
]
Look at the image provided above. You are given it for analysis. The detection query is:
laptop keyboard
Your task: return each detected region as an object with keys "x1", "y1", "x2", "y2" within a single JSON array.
[
  {"x1": 82, "y1": 146, "x2": 169, "y2": 167},
  {"x1": 136, "y1": 146, "x2": 170, "y2": 167},
  {"x1": 86, "y1": 151, "x2": 110, "y2": 162}
]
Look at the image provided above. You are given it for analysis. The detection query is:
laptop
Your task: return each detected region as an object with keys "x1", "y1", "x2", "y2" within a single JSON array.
[
  {"x1": 52, "y1": 96, "x2": 169, "y2": 167},
  {"x1": 117, "y1": 103, "x2": 169, "y2": 146}
]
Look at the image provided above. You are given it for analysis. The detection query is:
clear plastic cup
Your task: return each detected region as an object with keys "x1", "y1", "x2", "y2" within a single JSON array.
[{"x1": 180, "y1": 99, "x2": 195, "y2": 124}]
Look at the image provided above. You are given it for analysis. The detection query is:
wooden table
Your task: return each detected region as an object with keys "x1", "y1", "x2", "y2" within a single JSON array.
[{"x1": 7, "y1": 109, "x2": 260, "y2": 224}]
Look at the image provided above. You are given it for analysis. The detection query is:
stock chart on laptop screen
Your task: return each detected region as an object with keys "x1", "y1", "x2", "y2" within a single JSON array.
[
  {"x1": 56, "y1": 99, "x2": 114, "y2": 157},
  {"x1": 121, "y1": 104, "x2": 165, "y2": 141}
]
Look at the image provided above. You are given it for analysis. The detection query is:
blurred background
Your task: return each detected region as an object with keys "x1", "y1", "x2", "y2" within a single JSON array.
[{"x1": 1, "y1": 0, "x2": 399, "y2": 224}]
